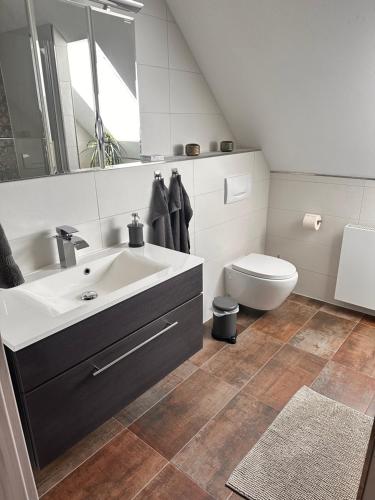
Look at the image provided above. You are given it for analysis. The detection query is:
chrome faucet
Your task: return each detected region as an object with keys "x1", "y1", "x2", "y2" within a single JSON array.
[{"x1": 55, "y1": 226, "x2": 89, "y2": 268}]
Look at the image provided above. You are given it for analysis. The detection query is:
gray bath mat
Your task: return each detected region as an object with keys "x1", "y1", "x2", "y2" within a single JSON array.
[{"x1": 227, "y1": 386, "x2": 373, "y2": 500}]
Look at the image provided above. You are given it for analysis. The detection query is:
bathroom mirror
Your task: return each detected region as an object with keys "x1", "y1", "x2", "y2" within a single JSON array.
[
  {"x1": 0, "y1": 0, "x2": 141, "y2": 182},
  {"x1": 0, "y1": 0, "x2": 52, "y2": 181},
  {"x1": 33, "y1": 0, "x2": 98, "y2": 171}
]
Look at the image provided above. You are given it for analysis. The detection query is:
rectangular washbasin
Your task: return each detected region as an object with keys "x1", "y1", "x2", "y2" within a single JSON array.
[{"x1": 10, "y1": 249, "x2": 169, "y2": 315}]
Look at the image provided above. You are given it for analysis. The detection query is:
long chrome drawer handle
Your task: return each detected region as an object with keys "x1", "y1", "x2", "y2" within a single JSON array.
[{"x1": 92, "y1": 321, "x2": 178, "y2": 377}]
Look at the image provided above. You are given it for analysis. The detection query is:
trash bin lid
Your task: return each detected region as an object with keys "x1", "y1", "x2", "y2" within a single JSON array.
[{"x1": 213, "y1": 296, "x2": 238, "y2": 312}]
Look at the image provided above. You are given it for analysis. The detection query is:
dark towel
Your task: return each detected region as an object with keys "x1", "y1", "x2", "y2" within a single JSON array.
[
  {"x1": 0, "y1": 224, "x2": 24, "y2": 288},
  {"x1": 169, "y1": 174, "x2": 193, "y2": 254},
  {"x1": 150, "y1": 179, "x2": 174, "y2": 250}
]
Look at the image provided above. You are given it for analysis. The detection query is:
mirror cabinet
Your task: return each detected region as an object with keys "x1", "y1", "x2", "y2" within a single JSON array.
[{"x1": 0, "y1": 0, "x2": 141, "y2": 182}]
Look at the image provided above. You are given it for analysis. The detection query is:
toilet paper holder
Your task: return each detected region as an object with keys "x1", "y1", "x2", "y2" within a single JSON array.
[{"x1": 303, "y1": 213, "x2": 322, "y2": 231}]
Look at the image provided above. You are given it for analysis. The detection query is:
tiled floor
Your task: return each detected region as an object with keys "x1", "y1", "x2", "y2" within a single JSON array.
[{"x1": 36, "y1": 294, "x2": 375, "y2": 499}]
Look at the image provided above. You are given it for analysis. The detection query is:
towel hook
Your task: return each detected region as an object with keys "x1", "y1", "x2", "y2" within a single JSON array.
[
  {"x1": 154, "y1": 170, "x2": 163, "y2": 180},
  {"x1": 171, "y1": 168, "x2": 179, "y2": 176}
]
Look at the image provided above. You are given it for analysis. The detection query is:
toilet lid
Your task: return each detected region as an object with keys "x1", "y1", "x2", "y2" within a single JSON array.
[{"x1": 232, "y1": 253, "x2": 297, "y2": 280}]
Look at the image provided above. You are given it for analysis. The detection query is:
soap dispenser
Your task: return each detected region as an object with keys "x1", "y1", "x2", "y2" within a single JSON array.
[{"x1": 127, "y1": 213, "x2": 144, "y2": 247}]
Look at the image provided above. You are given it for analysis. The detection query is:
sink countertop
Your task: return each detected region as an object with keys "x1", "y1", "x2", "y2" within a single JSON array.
[{"x1": 0, "y1": 243, "x2": 204, "y2": 351}]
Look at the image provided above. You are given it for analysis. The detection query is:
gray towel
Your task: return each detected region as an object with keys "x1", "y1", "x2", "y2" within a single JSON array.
[
  {"x1": 150, "y1": 179, "x2": 174, "y2": 250},
  {"x1": 0, "y1": 224, "x2": 24, "y2": 288},
  {"x1": 169, "y1": 174, "x2": 193, "y2": 254}
]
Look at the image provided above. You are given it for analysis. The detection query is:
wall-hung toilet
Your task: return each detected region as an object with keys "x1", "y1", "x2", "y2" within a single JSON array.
[{"x1": 225, "y1": 253, "x2": 298, "y2": 311}]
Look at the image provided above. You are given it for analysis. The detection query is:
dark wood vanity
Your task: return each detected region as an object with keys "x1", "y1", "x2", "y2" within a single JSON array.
[{"x1": 6, "y1": 266, "x2": 203, "y2": 468}]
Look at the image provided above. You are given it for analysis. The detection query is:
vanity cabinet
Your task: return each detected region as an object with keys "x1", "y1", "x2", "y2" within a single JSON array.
[{"x1": 6, "y1": 266, "x2": 203, "y2": 468}]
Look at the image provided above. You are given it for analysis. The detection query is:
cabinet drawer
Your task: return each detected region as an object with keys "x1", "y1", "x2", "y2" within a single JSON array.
[
  {"x1": 12, "y1": 265, "x2": 202, "y2": 392},
  {"x1": 25, "y1": 295, "x2": 203, "y2": 468}
]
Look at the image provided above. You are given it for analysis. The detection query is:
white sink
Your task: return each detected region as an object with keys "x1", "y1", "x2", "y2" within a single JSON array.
[{"x1": 13, "y1": 249, "x2": 168, "y2": 316}]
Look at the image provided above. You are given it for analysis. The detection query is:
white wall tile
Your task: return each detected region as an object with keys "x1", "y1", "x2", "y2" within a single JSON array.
[
  {"x1": 202, "y1": 257, "x2": 226, "y2": 321},
  {"x1": 169, "y1": 71, "x2": 220, "y2": 114},
  {"x1": 167, "y1": 22, "x2": 199, "y2": 73},
  {"x1": 249, "y1": 180, "x2": 269, "y2": 211},
  {"x1": 253, "y1": 151, "x2": 270, "y2": 181},
  {"x1": 0, "y1": 173, "x2": 98, "y2": 240},
  {"x1": 140, "y1": 113, "x2": 171, "y2": 155},
  {"x1": 135, "y1": 14, "x2": 168, "y2": 68},
  {"x1": 294, "y1": 268, "x2": 337, "y2": 304},
  {"x1": 195, "y1": 180, "x2": 267, "y2": 232},
  {"x1": 360, "y1": 186, "x2": 375, "y2": 223},
  {"x1": 267, "y1": 208, "x2": 353, "y2": 249},
  {"x1": 194, "y1": 153, "x2": 252, "y2": 196},
  {"x1": 266, "y1": 235, "x2": 340, "y2": 277},
  {"x1": 166, "y1": 160, "x2": 195, "y2": 196},
  {"x1": 95, "y1": 163, "x2": 166, "y2": 218},
  {"x1": 196, "y1": 209, "x2": 266, "y2": 262},
  {"x1": 137, "y1": 65, "x2": 170, "y2": 113},
  {"x1": 100, "y1": 207, "x2": 150, "y2": 248},
  {"x1": 269, "y1": 177, "x2": 363, "y2": 219},
  {"x1": 170, "y1": 113, "x2": 233, "y2": 155}
]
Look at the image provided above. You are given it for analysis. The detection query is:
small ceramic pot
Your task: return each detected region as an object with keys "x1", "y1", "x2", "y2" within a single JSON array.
[
  {"x1": 185, "y1": 143, "x2": 200, "y2": 156},
  {"x1": 220, "y1": 140, "x2": 234, "y2": 152}
]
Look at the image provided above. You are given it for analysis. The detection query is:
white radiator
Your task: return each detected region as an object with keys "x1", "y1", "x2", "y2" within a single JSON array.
[{"x1": 335, "y1": 224, "x2": 375, "y2": 310}]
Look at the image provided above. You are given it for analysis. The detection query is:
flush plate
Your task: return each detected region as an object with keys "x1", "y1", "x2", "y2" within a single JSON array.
[{"x1": 224, "y1": 174, "x2": 252, "y2": 204}]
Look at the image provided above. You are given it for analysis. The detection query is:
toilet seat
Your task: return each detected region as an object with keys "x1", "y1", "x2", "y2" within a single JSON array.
[{"x1": 232, "y1": 253, "x2": 297, "y2": 280}]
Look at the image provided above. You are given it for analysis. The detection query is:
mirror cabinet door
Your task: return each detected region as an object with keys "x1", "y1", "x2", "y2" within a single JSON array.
[
  {"x1": 0, "y1": 0, "x2": 141, "y2": 182},
  {"x1": 0, "y1": 0, "x2": 51, "y2": 181},
  {"x1": 91, "y1": 8, "x2": 140, "y2": 164},
  {"x1": 32, "y1": 0, "x2": 98, "y2": 171}
]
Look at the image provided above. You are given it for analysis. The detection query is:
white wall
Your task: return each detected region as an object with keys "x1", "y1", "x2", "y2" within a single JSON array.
[
  {"x1": 0, "y1": 151, "x2": 269, "y2": 320},
  {"x1": 167, "y1": 0, "x2": 375, "y2": 178},
  {"x1": 134, "y1": 0, "x2": 234, "y2": 156},
  {"x1": 266, "y1": 172, "x2": 375, "y2": 307}
]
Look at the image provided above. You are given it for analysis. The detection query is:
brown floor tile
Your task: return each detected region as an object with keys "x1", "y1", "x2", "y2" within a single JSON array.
[
  {"x1": 203, "y1": 330, "x2": 282, "y2": 388},
  {"x1": 35, "y1": 418, "x2": 123, "y2": 497},
  {"x1": 245, "y1": 344, "x2": 326, "y2": 411},
  {"x1": 42, "y1": 430, "x2": 166, "y2": 500},
  {"x1": 289, "y1": 311, "x2": 355, "y2": 359},
  {"x1": 134, "y1": 464, "x2": 214, "y2": 499},
  {"x1": 288, "y1": 293, "x2": 323, "y2": 310},
  {"x1": 236, "y1": 306, "x2": 265, "y2": 328},
  {"x1": 190, "y1": 320, "x2": 226, "y2": 367},
  {"x1": 312, "y1": 361, "x2": 375, "y2": 413},
  {"x1": 129, "y1": 369, "x2": 237, "y2": 460},
  {"x1": 333, "y1": 323, "x2": 375, "y2": 377},
  {"x1": 173, "y1": 392, "x2": 277, "y2": 499},
  {"x1": 116, "y1": 361, "x2": 197, "y2": 426},
  {"x1": 361, "y1": 314, "x2": 375, "y2": 327},
  {"x1": 251, "y1": 300, "x2": 316, "y2": 342},
  {"x1": 320, "y1": 303, "x2": 363, "y2": 322}
]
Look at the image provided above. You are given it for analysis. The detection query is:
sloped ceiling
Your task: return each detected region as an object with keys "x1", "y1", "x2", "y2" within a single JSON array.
[{"x1": 167, "y1": 0, "x2": 375, "y2": 177}]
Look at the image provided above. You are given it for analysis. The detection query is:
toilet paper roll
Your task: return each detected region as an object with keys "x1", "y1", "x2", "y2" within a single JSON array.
[{"x1": 303, "y1": 213, "x2": 322, "y2": 231}]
